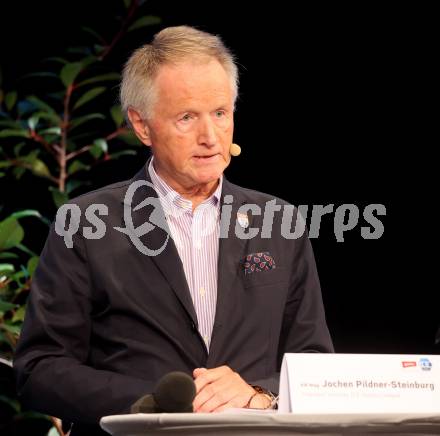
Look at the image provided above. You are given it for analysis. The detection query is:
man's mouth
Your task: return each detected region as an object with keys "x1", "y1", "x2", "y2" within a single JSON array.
[{"x1": 193, "y1": 154, "x2": 219, "y2": 161}]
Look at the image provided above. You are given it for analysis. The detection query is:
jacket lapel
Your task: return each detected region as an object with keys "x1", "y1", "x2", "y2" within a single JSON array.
[
  {"x1": 122, "y1": 166, "x2": 199, "y2": 328},
  {"x1": 209, "y1": 179, "x2": 252, "y2": 357}
]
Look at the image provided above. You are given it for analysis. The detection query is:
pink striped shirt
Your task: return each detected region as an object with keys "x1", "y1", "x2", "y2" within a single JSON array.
[{"x1": 148, "y1": 158, "x2": 222, "y2": 350}]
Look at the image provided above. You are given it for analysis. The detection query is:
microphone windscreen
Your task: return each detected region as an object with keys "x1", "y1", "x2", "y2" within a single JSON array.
[
  {"x1": 154, "y1": 371, "x2": 196, "y2": 413},
  {"x1": 230, "y1": 143, "x2": 241, "y2": 156},
  {"x1": 130, "y1": 394, "x2": 157, "y2": 413}
]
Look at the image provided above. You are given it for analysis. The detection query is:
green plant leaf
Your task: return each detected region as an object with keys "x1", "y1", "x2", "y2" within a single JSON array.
[
  {"x1": 0, "y1": 264, "x2": 15, "y2": 275},
  {"x1": 0, "y1": 252, "x2": 18, "y2": 260},
  {"x1": 67, "y1": 46, "x2": 92, "y2": 56},
  {"x1": 14, "y1": 142, "x2": 26, "y2": 156},
  {"x1": 76, "y1": 73, "x2": 120, "y2": 87},
  {"x1": 31, "y1": 159, "x2": 51, "y2": 178},
  {"x1": 110, "y1": 105, "x2": 124, "y2": 127},
  {"x1": 27, "y1": 114, "x2": 40, "y2": 130},
  {"x1": 13, "y1": 167, "x2": 26, "y2": 179},
  {"x1": 94, "y1": 44, "x2": 105, "y2": 55},
  {"x1": 49, "y1": 187, "x2": 69, "y2": 208},
  {"x1": 90, "y1": 138, "x2": 108, "y2": 158},
  {"x1": 0, "y1": 120, "x2": 21, "y2": 128},
  {"x1": 128, "y1": 15, "x2": 162, "y2": 32},
  {"x1": 81, "y1": 26, "x2": 106, "y2": 43},
  {"x1": 0, "y1": 395, "x2": 20, "y2": 413},
  {"x1": 43, "y1": 57, "x2": 68, "y2": 64},
  {"x1": 10, "y1": 269, "x2": 26, "y2": 281},
  {"x1": 47, "y1": 91, "x2": 65, "y2": 101},
  {"x1": 0, "y1": 217, "x2": 24, "y2": 250},
  {"x1": 39, "y1": 127, "x2": 62, "y2": 135},
  {"x1": 117, "y1": 130, "x2": 141, "y2": 145},
  {"x1": 17, "y1": 100, "x2": 36, "y2": 116},
  {"x1": 66, "y1": 179, "x2": 91, "y2": 194},
  {"x1": 0, "y1": 129, "x2": 30, "y2": 139},
  {"x1": 12, "y1": 305, "x2": 26, "y2": 323},
  {"x1": 68, "y1": 159, "x2": 91, "y2": 175},
  {"x1": 0, "y1": 160, "x2": 13, "y2": 169},
  {"x1": 27, "y1": 96, "x2": 60, "y2": 118},
  {"x1": 80, "y1": 55, "x2": 99, "y2": 69},
  {"x1": 1, "y1": 323, "x2": 21, "y2": 335},
  {"x1": 32, "y1": 110, "x2": 62, "y2": 125},
  {"x1": 10, "y1": 210, "x2": 42, "y2": 220},
  {"x1": 21, "y1": 72, "x2": 59, "y2": 80},
  {"x1": 0, "y1": 333, "x2": 13, "y2": 350},
  {"x1": 69, "y1": 113, "x2": 105, "y2": 130},
  {"x1": 5, "y1": 91, "x2": 17, "y2": 111},
  {"x1": 61, "y1": 62, "x2": 83, "y2": 87},
  {"x1": 109, "y1": 150, "x2": 137, "y2": 159},
  {"x1": 16, "y1": 243, "x2": 38, "y2": 257},
  {"x1": 73, "y1": 87, "x2": 106, "y2": 110},
  {"x1": 27, "y1": 256, "x2": 39, "y2": 276},
  {"x1": 0, "y1": 299, "x2": 18, "y2": 313}
]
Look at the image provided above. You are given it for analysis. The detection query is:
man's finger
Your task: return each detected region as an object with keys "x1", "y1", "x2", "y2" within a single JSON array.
[
  {"x1": 193, "y1": 377, "x2": 234, "y2": 412},
  {"x1": 193, "y1": 379, "x2": 231, "y2": 412},
  {"x1": 213, "y1": 395, "x2": 246, "y2": 413},
  {"x1": 193, "y1": 365, "x2": 231, "y2": 393}
]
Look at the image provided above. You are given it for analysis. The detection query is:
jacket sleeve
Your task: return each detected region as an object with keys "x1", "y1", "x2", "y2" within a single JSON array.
[
  {"x1": 250, "y1": 229, "x2": 334, "y2": 395},
  {"x1": 279, "y1": 231, "x2": 334, "y2": 357},
  {"x1": 13, "y1": 223, "x2": 152, "y2": 425}
]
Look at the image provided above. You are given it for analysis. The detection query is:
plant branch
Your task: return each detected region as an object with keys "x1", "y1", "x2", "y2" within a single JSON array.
[
  {"x1": 65, "y1": 144, "x2": 92, "y2": 161},
  {"x1": 106, "y1": 126, "x2": 128, "y2": 141},
  {"x1": 65, "y1": 127, "x2": 128, "y2": 161},
  {"x1": 99, "y1": 0, "x2": 139, "y2": 60},
  {"x1": 59, "y1": 85, "x2": 74, "y2": 192},
  {"x1": 30, "y1": 131, "x2": 60, "y2": 158}
]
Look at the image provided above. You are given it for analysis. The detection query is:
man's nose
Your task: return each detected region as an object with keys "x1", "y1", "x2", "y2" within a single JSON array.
[{"x1": 197, "y1": 117, "x2": 217, "y2": 147}]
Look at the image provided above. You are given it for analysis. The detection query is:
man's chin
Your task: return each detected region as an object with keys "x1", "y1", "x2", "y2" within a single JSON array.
[
  {"x1": 193, "y1": 165, "x2": 225, "y2": 184},
  {"x1": 189, "y1": 172, "x2": 221, "y2": 189}
]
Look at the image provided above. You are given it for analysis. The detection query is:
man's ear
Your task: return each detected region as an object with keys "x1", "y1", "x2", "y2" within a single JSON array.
[{"x1": 127, "y1": 107, "x2": 152, "y2": 146}]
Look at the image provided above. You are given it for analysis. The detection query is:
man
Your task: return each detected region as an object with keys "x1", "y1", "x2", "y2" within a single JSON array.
[{"x1": 14, "y1": 26, "x2": 333, "y2": 435}]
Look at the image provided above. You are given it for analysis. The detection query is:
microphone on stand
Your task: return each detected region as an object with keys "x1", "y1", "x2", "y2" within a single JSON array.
[{"x1": 130, "y1": 371, "x2": 196, "y2": 413}]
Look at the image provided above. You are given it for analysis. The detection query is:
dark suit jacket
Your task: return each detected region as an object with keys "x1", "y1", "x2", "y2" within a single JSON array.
[{"x1": 14, "y1": 165, "x2": 333, "y2": 435}]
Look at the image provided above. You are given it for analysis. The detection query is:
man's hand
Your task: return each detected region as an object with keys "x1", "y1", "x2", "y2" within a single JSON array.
[{"x1": 192, "y1": 365, "x2": 258, "y2": 412}]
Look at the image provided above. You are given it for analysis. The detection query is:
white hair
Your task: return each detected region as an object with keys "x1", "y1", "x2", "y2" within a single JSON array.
[{"x1": 120, "y1": 26, "x2": 239, "y2": 121}]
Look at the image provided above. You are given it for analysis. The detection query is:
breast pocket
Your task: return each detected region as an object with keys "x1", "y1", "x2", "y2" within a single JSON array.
[{"x1": 242, "y1": 266, "x2": 287, "y2": 289}]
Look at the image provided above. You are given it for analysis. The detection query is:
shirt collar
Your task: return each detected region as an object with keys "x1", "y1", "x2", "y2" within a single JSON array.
[{"x1": 147, "y1": 156, "x2": 223, "y2": 214}]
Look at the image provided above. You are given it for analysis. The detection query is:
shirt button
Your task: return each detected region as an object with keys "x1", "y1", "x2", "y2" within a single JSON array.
[
  {"x1": 200, "y1": 287, "x2": 206, "y2": 297},
  {"x1": 203, "y1": 335, "x2": 209, "y2": 344}
]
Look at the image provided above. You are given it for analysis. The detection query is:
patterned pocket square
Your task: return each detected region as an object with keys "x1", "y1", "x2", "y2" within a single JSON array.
[{"x1": 243, "y1": 251, "x2": 276, "y2": 275}]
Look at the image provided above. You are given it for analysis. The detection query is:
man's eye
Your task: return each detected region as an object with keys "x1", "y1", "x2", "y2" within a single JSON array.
[
  {"x1": 180, "y1": 114, "x2": 192, "y2": 122},
  {"x1": 215, "y1": 110, "x2": 225, "y2": 118}
]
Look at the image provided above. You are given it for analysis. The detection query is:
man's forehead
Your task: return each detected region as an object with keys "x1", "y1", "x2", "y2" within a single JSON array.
[{"x1": 153, "y1": 59, "x2": 233, "y2": 109}]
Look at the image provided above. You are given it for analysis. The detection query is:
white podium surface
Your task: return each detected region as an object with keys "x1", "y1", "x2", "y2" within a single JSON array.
[{"x1": 100, "y1": 412, "x2": 440, "y2": 435}]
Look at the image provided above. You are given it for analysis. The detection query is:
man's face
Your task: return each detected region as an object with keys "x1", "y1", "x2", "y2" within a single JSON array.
[{"x1": 144, "y1": 58, "x2": 234, "y2": 191}]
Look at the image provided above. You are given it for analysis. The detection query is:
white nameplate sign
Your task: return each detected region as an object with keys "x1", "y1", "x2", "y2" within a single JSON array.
[{"x1": 279, "y1": 353, "x2": 440, "y2": 414}]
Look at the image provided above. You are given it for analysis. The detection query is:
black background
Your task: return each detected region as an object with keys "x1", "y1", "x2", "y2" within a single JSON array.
[{"x1": 0, "y1": 1, "x2": 437, "y2": 354}]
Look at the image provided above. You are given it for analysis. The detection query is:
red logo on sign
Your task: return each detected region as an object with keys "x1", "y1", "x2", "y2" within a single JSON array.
[{"x1": 402, "y1": 361, "x2": 417, "y2": 368}]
